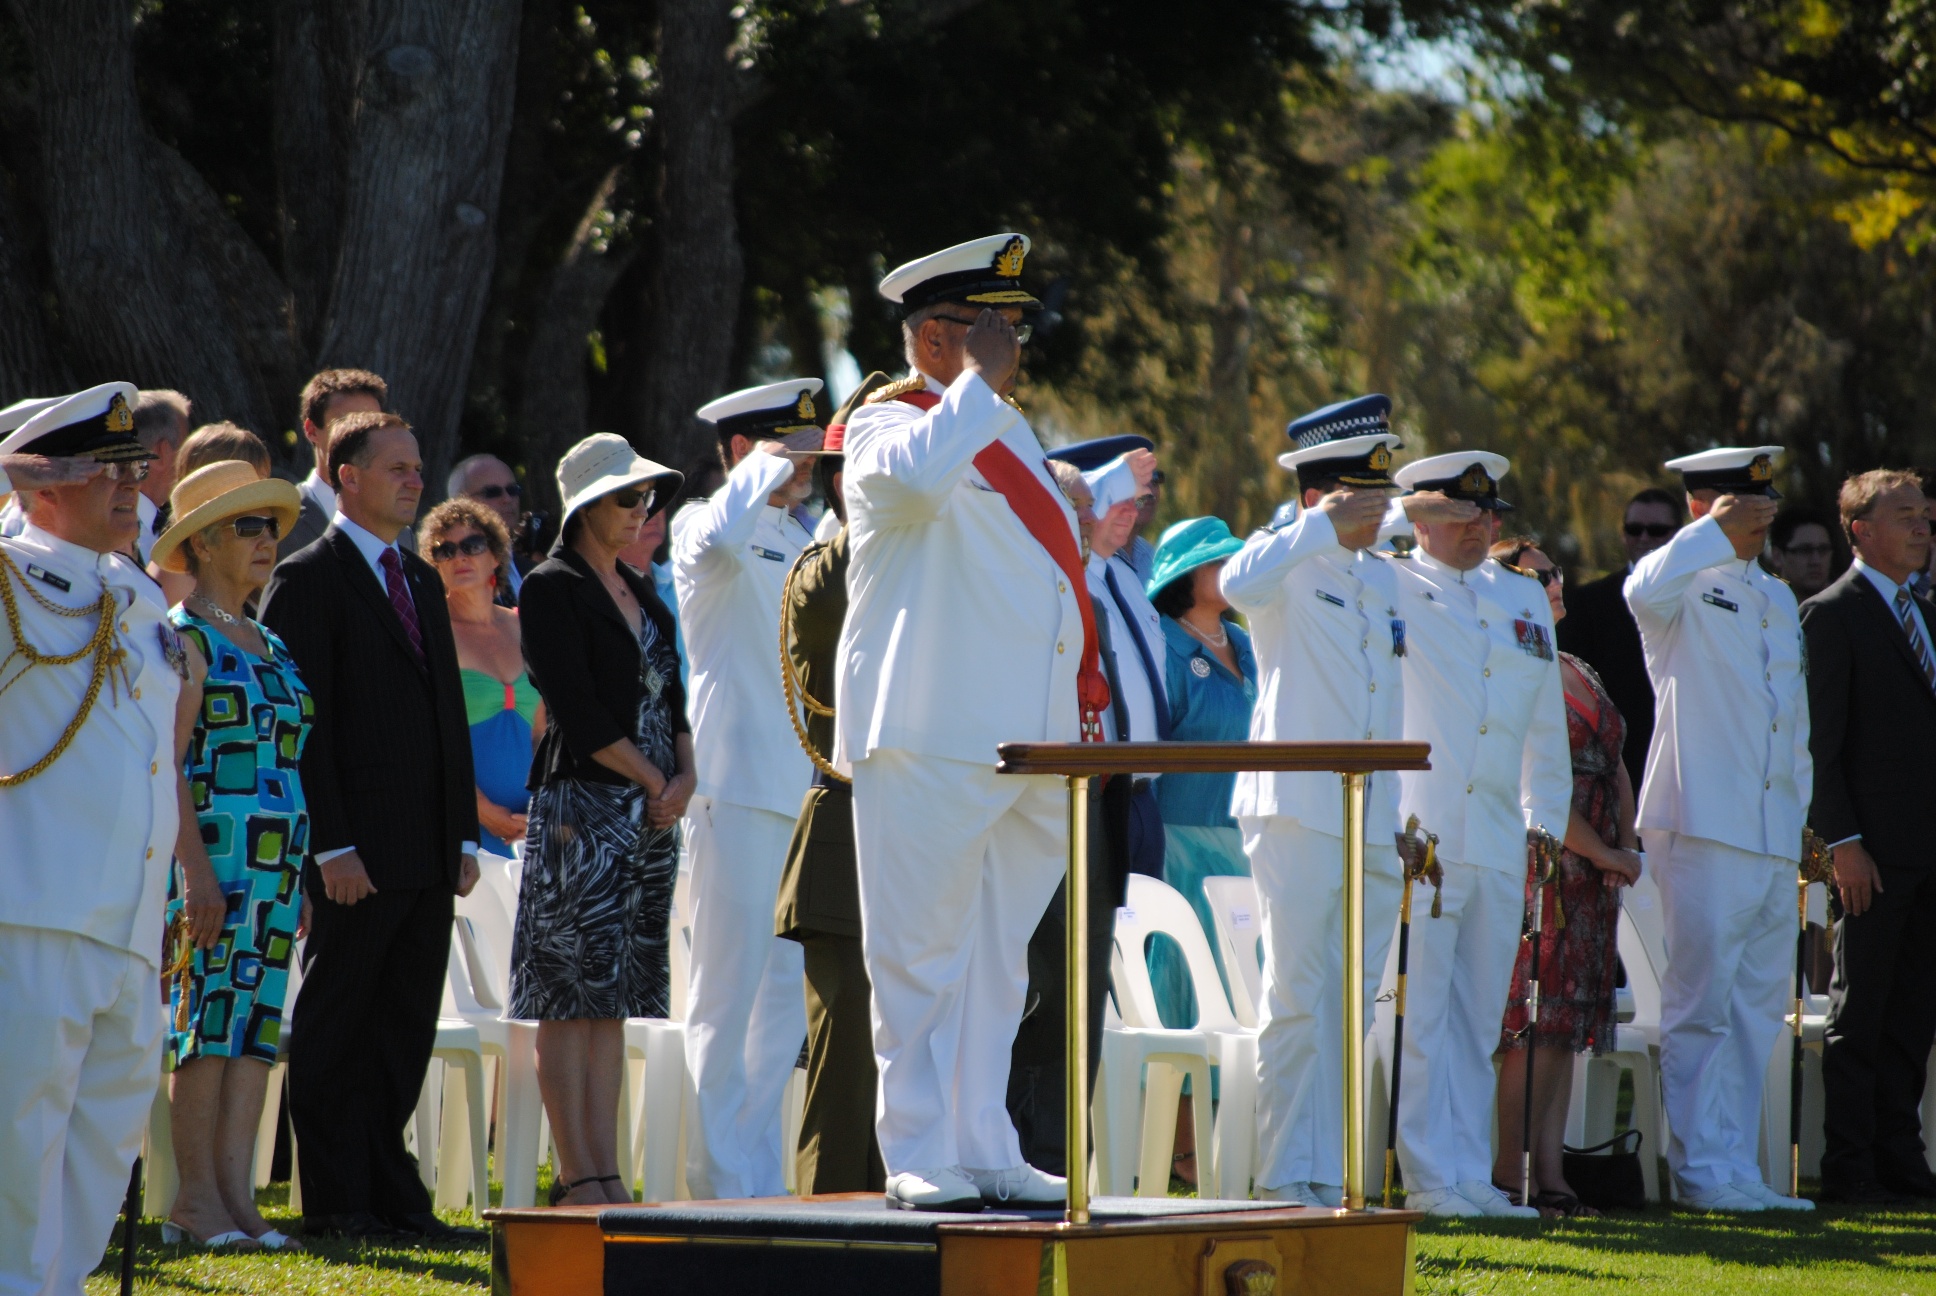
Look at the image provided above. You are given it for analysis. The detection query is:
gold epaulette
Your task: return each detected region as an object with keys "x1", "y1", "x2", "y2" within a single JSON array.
[{"x1": 866, "y1": 374, "x2": 928, "y2": 404}]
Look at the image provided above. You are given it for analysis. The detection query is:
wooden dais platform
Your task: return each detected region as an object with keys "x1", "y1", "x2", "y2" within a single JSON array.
[{"x1": 485, "y1": 1193, "x2": 1420, "y2": 1296}]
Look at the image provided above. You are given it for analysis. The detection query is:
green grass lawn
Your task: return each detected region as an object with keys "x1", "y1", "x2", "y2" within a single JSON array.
[{"x1": 86, "y1": 1184, "x2": 1936, "y2": 1294}]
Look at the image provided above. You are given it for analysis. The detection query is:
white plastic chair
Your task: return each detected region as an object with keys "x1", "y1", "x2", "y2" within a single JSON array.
[
  {"x1": 1201, "y1": 875, "x2": 1265, "y2": 1029},
  {"x1": 444, "y1": 911, "x2": 545, "y2": 1208},
  {"x1": 1104, "y1": 875, "x2": 1257, "y2": 1199},
  {"x1": 1758, "y1": 881, "x2": 1829, "y2": 1188},
  {"x1": 626, "y1": 867, "x2": 695, "y2": 1202},
  {"x1": 412, "y1": 1020, "x2": 491, "y2": 1213}
]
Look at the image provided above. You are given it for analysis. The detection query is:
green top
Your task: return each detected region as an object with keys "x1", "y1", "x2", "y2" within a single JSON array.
[{"x1": 461, "y1": 668, "x2": 541, "y2": 727}]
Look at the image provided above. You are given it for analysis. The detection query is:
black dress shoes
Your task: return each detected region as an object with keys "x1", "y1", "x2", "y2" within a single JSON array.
[
  {"x1": 383, "y1": 1212, "x2": 488, "y2": 1245},
  {"x1": 1877, "y1": 1165, "x2": 1936, "y2": 1201},
  {"x1": 1818, "y1": 1179, "x2": 1912, "y2": 1207},
  {"x1": 302, "y1": 1212, "x2": 406, "y2": 1242}
]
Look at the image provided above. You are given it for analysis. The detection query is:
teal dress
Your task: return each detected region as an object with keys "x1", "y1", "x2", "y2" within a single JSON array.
[
  {"x1": 464, "y1": 668, "x2": 540, "y2": 855},
  {"x1": 165, "y1": 610, "x2": 313, "y2": 1068},
  {"x1": 1150, "y1": 616, "x2": 1257, "y2": 1029}
]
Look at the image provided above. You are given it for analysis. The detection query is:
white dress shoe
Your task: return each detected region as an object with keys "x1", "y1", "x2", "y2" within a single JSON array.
[
  {"x1": 1678, "y1": 1183, "x2": 1766, "y2": 1212},
  {"x1": 1457, "y1": 1182, "x2": 1540, "y2": 1219},
  {"x1": 1733, "y1": 1180, "x2": 1815, "y2": 1211},
  {"x1": 1405, "y1": 1185, "x2": 1482, "y2": 1217},
  {"x1": 886, "y1": 1166, "x2": 983, "y2": 1212},
  {"x1": 1257, "y1": 1182, "x2": 1319, "y2": 1205},
  {"x1": 964, "y1": 1163, "x2": 1066, "y2": 1208}
]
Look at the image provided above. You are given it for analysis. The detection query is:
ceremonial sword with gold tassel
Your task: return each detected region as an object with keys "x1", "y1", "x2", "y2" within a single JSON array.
[
  {"x1": 1383, "y1": 814, "x2": 1440, "y2": 1204},
  {"x1": 1521, "y1": 825, "x2": 1563, "y2": 1209},
  {"x1": 1793, "y1": 828, "x2": 1834, "y2": 1197}
]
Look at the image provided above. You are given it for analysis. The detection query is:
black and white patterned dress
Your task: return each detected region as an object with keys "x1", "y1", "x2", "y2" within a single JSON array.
[{"x1": 509, "y1": 611, "x2": 680, "y2": 1020}]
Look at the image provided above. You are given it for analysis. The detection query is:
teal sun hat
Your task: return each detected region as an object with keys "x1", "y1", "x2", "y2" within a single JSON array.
[{"x1": 1146, "y1": 515, "x2": 1246, "y2": 601}]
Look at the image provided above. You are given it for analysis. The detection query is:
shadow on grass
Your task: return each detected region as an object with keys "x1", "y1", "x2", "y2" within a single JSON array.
[{"x1": 94, "y1": 1217, "x2": 491, "y2": 1290}]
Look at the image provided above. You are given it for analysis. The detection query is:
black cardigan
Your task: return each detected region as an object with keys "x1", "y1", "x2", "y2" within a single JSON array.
[{"x1": 520, "y1": 546, "x2": 689, "y2": 789}]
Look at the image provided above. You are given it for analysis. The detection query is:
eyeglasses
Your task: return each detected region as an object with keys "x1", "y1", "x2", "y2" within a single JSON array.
[
  {"x1": 933, "y1": 314, "x2": 1034, "y2": 344},
  {"x1": 429, "y1": 533, "x2": 491, "y2": 562},
  {"x1": 1782, "y1": 543, "x2": 1833, "y2": 558},
  {"x1": 607, "y1": 488, "x2": 649, "y2": 510},
  {"x1": 99, "y1": 460, "x2": 151, "y2": 482},
  {"x1": 1525, "y1": 566, "x2": 1564, "y2": 589},
  {"x1": 1624, "y1": 522, "x2": 1675, "y2": 538},
  {"x1": 474, "y1": 483, "x2": 522, "y2": 501},
  {"x1": 228, "y1": 515, "x2": 281, "y2": 541}
]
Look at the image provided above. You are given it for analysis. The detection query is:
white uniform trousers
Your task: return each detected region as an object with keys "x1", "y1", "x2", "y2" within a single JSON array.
[
  {"x1": 1394, "y1": 858, "x2": 1523, "y2": 1193},
  {"x1": 852, "y1": 750, "x2": 1066, "y2": 1175},
  {"x1": 1244, "y1": 818, "x2": 1402, "y2": 1191},
  {"x1": 682, "y1": 797, "x2": 807, "y2": 1199},
  {"x1": 1653, "y1": 832, "x2": 1794, "y2": 1195},
  {"x1": 0, "y1": 924, "x2": 160, "y2": 1296}
]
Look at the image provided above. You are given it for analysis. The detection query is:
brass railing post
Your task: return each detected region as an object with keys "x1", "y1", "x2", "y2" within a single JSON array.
[
  {"x1": 1065, "y1": 774, "x2": 1091, "y2": 1225},
  {"x1": 1342, "y1": 772, "x2": 1368, "y2": 1211}
]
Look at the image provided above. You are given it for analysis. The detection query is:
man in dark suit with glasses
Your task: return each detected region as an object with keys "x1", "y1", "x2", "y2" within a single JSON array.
[{"x1": 1556, "y1": 486, "x2": 1683, "y2": 787}]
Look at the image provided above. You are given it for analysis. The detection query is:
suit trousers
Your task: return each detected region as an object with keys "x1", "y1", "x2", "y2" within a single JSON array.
[
  {"x1": 289, "y1": 884, "x2": 451, "y2": 1219},
  {"x1": 682, "y1": 797, "x2": 806, "y2": 1200},
  {"x1": 1244, "y1": 818, "x2": 1403, "y2": 1192},
  {"x1": 1654, "y1": 832, "x2": 1793, "y2": 1195},
  {"x1": 1823, "y1": 864, "x2": 1936, "y2": 1186},
  {"x1": 853, "y1": 750, "x2": 1067, "y2": 1175},
  {"x1": 795, "y1": 932, "x2": 885, "y2": 1194},
  {"x1": 0, "y1": 926, "x2": 159, "y2": 1296},
  {"x1": 1394, "y1": 857, "x2": 1522, "y2": 1194}
]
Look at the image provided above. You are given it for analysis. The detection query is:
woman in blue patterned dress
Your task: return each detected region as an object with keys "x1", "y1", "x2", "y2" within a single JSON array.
[{"x1": 152, "y1": 461, "x2": 310, "y2": 1251}]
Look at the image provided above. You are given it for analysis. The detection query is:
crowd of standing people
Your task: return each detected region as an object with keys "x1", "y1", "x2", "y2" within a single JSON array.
[{"x1": 4, "y1": 226, "x2": 1936, "y2": 1292}]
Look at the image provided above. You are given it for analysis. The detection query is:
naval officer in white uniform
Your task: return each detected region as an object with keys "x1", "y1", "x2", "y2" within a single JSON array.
[
  {"x1": 1382, "y1": 452, "x2": 1570, "y2": 1218},
  {"x1": 1626, "y1": 446, "x2": 1814, "y2": 1212},
  {"x1": 1220, "y1": 395, "x2": 1468, "y2": 1207},
  {"x1": 674, "y1": 380, "x2": 823, "y2": 1199},
  {"x1": 837, "y1": 233, "x2": 1101, "y2": 1212},
  {"x1": 0, "y1": 384, "x2": 201, "y2": 1295}
]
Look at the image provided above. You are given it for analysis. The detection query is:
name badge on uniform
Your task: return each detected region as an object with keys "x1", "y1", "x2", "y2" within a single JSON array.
[
  {"x1": 1390, "y1": 618, "x2": 1407, "y2": 657},
  {"x1": 26, "y1": 563, "x2": 69, "y2": 593},
  {"x1": 1513, "y1": 618, "x2": 1554, "y2": 661},
  {"x1": 1315, "y1": 589, "x2": 1346, "y2": 609},
  {"x1": 1701, "y1": 591, "x2": 1738, "y2": 613},
  {"x1": 752, "y1": 546, "x2": 787, "y2": 562}
]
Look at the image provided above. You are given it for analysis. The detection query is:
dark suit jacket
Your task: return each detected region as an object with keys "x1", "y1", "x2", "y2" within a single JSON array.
[
  {"x1": 1556, "y1": 569, "x2": 1653, "y2": 788},
  {"x1": 1801, "y1": 567, "x2": 1936, "y2": 869},
  {"x1": 259, "y1": 525, "x2": 477, "y2": 890},
  {"x1": 519, "y1": 547, "x2": 688, "y2": 789}
]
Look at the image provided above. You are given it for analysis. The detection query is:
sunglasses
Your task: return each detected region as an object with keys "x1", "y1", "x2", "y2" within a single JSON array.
[
  {"x1": 934, "y1": 314, "x2": 1034, "y2": 344},
  {"x1": 99, "y1": 460, "x2": 152, "y2": 483},
  {"x1": 228, "y1": 515, "x2": 281, "y2": 541},
  {"x1": 429, "y1": 533, "x2": 492, "y2": 562},
  {"x1": 1624, "y1": 522, "x2": 1675, "y2": 538},
  {"x1": 1525, "y1": 566, "x2": 1563, "y2": 589},
  {"x1": 474, "y1": 483, "x2": 522, "y2": 501},
  {"x1": 607, "y1": 488, "x2": 649, "y2": 510},
  {"x1": 1782, "y1": 543, "x2": 1832, "y2": 559}
]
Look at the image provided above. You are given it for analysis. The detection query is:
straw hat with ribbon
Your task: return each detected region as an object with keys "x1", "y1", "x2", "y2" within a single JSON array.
[
  {"x1": 556, "y1": 433, "x2": 683, "y2": 529},
  {"x1": 151, "y1": 461, "x2": 301, "y2": 574}
]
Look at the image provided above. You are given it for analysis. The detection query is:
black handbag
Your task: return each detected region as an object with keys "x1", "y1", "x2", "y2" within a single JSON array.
[{"x1": 1561, "y1": 1129, "x2": 1647, "y2": 1211}]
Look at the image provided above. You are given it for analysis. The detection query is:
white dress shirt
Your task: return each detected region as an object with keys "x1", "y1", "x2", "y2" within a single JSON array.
[
  {"x1": 0, "y1": 522, "x2": 179, "y2": 965},
  {"x1": 671, "y1": 450, "x2": 814, "y2": 817},
  {"x1": 134, "y1": 494, "x2": 158, "y2": 568},
  {"x1": 1087, "y1": 552, "x2": 1158, "y2": 748},
  {"x1": 1388, "y1": 549, "x2": 1573, "y2": 870},
  {"x1": 1853, "y1": 558, "x2": 1932, "y2": 650},
  {"x1": 1220, "y1": 507, "x2": 1407, "y2": 837},
  {"x1": 304, "y1": 467, "x2": 337, "y2": 518},
  {"x1": 1624, "y1": 514, "x2": 1811, "y2": 861},
  {"x1": 836, "y1": 369, "x2": 1087, "y2": 769}
]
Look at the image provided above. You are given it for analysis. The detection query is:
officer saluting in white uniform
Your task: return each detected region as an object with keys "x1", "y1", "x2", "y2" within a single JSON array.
[
  {"x1": 675, "y1": 379, "x2": 824, "y2": 1199},
  {"x1": 1626, "y1": 446, "x2": 1813, "y2": 1212},
  {"x1": 1220, "y1": 395, "x2": 1463, "y2": 1207},
  {"x1": 0, "y1": 383, "x2": 200, "y2": 1294},
  {"x1": 1385, "y1": 451, "x2": 1571, "y2": 1219}
]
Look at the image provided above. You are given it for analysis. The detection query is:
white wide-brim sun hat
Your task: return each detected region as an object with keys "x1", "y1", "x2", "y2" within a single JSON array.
[{"x1": 556, "y1": 433, "x2": 683, "y2": 528}]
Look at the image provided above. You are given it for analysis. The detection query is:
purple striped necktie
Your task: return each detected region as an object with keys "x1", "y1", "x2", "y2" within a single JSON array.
[
  {"x1": 1896, "y1": 586, "x2": 1935, "y2": 691},
  {"x1": 379, "y1": 546, "x2": 425, "y2": 662}
]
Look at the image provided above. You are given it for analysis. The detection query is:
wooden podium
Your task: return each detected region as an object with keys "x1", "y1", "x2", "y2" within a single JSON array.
[{"x1": 487, "y1": 741, "x2": 1430, "y2": 1296}]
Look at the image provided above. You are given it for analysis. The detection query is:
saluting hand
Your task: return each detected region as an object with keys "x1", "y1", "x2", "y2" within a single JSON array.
[
  {"x1": 1400, "y1": 490, "x2": 1482, "y2": 527},
  {"x1": 0, "y1": 454, "x2": 103, "y2": 492},
  {"x1": 1314, "y1": 487, "x2": 1391, "y2": 551},
  {"x1": 1710, "y1": 493, "x2": 1778, "y2": 544},
  {"x1": 1123, "y1": 448, "x2": 1158, "y2": 492},
  {"x1": 963, "y1": 309, "x2": 1021, "y2": 393}
]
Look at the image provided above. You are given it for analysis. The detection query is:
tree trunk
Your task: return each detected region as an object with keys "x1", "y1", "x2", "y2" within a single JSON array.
[
  {"x1": 273, "y1": 0, "x2": 364, "y2": 354},
  {"x1": 10, "y1": 0, "x2": 279, "y2": 430},
  {"x1": 635, "y1": 0, "x2": 743, "y2": 471},
  {"x1": 1204, "y1": 185, "x2": 1254, "y2": 526},
  {"x1": 0, "y1": 170, "x2": 70, "y2": 400},
  {"x1": 315, "y1": 0, "x2": 522, "y2": 499}
]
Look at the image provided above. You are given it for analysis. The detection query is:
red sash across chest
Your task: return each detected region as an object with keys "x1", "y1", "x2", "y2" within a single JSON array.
[{"x1": 895, "y1": 388, "x2": 1110, "y2": 741}]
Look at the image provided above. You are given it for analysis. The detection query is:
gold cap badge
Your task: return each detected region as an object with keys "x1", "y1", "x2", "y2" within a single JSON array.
[
  {"x1": 1749, "y1": 454, "x2": 1772, "y2": 482},
  {"x1": 796, "y1": 390, "x2": 815, "y2": 421},
  {"x1": 105, "y1": 393, "x2": 133, "y2": 433},
  {"x1": 1458, "y1": 463, "x2": 1491, "y2": 495},
  {"x1": 1368, "y1": 443, "x2": 1393, "y2": 472},
  {"x1": 992, "y1": 235, "x2": 1026, "y2": 279}
]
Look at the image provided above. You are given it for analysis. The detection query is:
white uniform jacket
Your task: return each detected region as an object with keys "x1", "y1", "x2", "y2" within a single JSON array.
[
  {"x1": 1220, "y1": 508, "x2": 1406, "y2": 838},
  {"x1": 672, "y1": 451, "x2": 814, "y2": 818},
  {"x1": 1390, "y1": 550, "x2": 1572, "y2": 871},
  {"x1": 0, "y1": 523, "x2": 180, "y2": 964},
  {"x1": 835, "y1": 370, "x2": 1087, "y2": 769},
  {"x1": 1624, "y1": 515, "x2": 1811, "y2": 860}
]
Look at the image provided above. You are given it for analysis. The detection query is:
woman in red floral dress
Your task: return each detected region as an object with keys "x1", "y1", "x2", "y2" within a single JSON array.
[{"x1": 1490, "y1": 537, "x2": 1644, "y2": 1216}]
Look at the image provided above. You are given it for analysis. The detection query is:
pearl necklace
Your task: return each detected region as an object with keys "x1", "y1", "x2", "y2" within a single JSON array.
[
  {"x1": 1181, "y1": 616, "x2": 1229, "y2": 649},
  {"x1": 190, "y1": 593, "x2": 244, "y2": 628}
]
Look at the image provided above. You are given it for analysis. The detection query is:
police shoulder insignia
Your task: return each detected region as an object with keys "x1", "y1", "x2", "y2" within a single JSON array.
[{"x1": 866, "y1": 374, "x2": 928, "y2": 404}]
